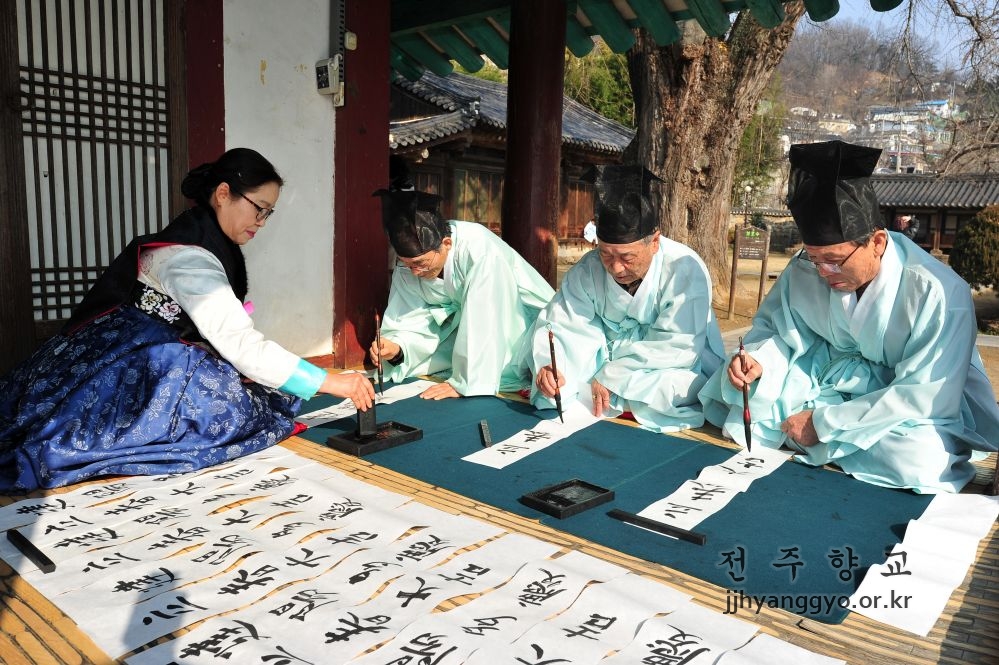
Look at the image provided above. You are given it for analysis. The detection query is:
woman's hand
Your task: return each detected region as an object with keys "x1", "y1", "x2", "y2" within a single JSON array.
[{"x1": 321, "y1": 372, "x2": 375, "y2": 411}]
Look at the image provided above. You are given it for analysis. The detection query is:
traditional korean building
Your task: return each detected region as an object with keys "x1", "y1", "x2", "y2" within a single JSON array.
[
  {"x1": 389, "y1": 71, "x2": 634, "y2": 242},
  {"x1": 872, "y1": 174, "x2": 999, "y2": 253}
]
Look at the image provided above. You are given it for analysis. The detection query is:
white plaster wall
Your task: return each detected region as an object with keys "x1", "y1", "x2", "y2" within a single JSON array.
[{"x1": 223, "y1": 0, "x2": 335, "y2": 357}]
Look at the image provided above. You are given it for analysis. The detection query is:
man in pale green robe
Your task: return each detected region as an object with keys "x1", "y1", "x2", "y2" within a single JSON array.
[
  {"x1": 371, "y1": 189, "x2": 554, "y2": 399},
  {"x1": 699, "y1": 140, "x2": 999, "y2": 493},
  {"x1": 531, "y1": 165, "x2": 725, "y2": 432}
]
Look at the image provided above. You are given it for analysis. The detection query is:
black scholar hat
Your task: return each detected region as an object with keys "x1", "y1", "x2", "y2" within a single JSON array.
[
  {"x1": 586, "y1": 165, "x2": 662, "y2": 244},
  {"x1": 787, "y1": 140, "x2": 883, "y2": 246},
  {"x1": 374, "y1": 189, "x2": 450, "y2": 258}
]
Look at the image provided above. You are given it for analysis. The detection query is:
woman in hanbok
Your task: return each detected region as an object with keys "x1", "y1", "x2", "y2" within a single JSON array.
[{"x1": 0, "y1": 148, "x2": 373, "y2": 492}]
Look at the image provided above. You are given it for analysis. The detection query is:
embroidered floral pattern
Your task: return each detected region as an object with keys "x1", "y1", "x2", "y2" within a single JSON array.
[
  {"x1": 138, "y1": 287, "x2": 164, "y2": 311},
  {"x1": 0, "y1": 306, "x2": 301, "y2": 492},
  {"x1": 136, "y1": 285, "x2": 184, "y2": 323},
  {"x1": 156, "y1": 300, "x2": 182, "y2": 322}
]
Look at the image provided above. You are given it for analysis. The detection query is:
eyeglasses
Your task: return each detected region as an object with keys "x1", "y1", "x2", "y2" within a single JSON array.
[
  {"x1": 396, "y1": 251, "x2": 439, "y2": 274},
  {"x1": 237, "y1": 191, "x2": 275, "y2": 221},
  {"x1": 800, "y1": 243, "x2": 864, "y2": 274}
]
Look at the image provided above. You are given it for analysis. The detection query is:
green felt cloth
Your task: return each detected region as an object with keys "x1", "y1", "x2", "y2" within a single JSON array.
[{"x1": 297, "y1": 388, "x2": 932, "y2": 624}]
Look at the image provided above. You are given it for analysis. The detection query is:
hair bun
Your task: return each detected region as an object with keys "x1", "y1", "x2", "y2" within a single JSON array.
[{"x1": 180, "y1": 162, "x2": 215, "y2": 200}]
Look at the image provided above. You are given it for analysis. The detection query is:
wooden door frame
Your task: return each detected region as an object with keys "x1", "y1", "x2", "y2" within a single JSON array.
[
  {"x1": 0, "y1": 0, "x2": 37, "y2": 374},
  {"x1": 0, "y1": 0, "x2": 200, "y2": 374}
]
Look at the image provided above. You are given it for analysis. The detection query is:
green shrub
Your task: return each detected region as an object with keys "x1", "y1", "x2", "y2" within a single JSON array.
[{"x1": 950, "y1": 205, "x2": 999, "y2": 292}]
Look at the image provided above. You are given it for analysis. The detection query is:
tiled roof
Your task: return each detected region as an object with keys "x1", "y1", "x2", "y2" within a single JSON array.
[
  {"x1": 391, "y1": 71, "x2": 634, "y2": 156},
  {"x1": 871, "y1": 174, "x2": 999, "y2": 209},
  {"x1": 389, "y1": 111, "x2": 475, "y2": 150}
]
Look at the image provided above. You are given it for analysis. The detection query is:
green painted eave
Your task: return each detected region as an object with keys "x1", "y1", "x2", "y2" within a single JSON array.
[{"x1": 389, "y1": 0, "x2": 895, "y2": 81}]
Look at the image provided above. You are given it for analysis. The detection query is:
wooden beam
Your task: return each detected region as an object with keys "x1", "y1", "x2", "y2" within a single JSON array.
[
  {"x1": 391, "y1": 0, "x2": 510, "y2": 33},
  {"x1": 743, "y1": 0, "x2": 786, "y2": 29},
  {"x1": 396, "y1": 34, "x2": 454, "y2": 77},
  {"x1": 460, "y1": 19, "x2": 510, "y2": 69},
  {"x1": 629, "y1": 0, "x2": 682, "y2": 44},
  {"x1": 685, "y1": 0, "x2": 732, "y2": 37},
  {"x1": 500, "y1": 0, "x2": 566, "y2": 288},
  {"x1": 579, "y1": 0, "x2": 635, "y2": 53},
  {"x1": 427, "y1": 26, "x2": 485, "y2": 72},
  {"x1": 565, "y1": 15, "x2": 596, "y2": 57},
  {"x1": 390, "y1": 47, "x2": 425, "y2": 81}
]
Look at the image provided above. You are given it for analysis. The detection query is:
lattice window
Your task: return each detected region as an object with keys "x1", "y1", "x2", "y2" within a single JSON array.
[{"x1": 18, "y1": 0, "x2": 171, "y2": 322}]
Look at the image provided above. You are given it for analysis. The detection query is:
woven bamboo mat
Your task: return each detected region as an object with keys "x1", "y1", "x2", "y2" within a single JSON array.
[{"x1": 1, "y1": 433, "x2": 996, "y2": 665}]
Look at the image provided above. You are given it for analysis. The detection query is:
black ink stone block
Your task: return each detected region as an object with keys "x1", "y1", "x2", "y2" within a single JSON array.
[
  {"x1": 325, "y1": 402, "x2": 423, "y2": 456},
  {"x1": 519, "y1": 479, "x2": 615, "y2": 519}
]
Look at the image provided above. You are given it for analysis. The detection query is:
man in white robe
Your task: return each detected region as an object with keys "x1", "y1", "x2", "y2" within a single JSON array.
[
  {"x1": 531, "y1": 165, "x2": 725, "y2": 432},
  {"x1": 699, "y1": 140, "x2": 999, "y2": 493},
  {"x1": 370, "y1": 189, "x2": 554, "y2": 399}
]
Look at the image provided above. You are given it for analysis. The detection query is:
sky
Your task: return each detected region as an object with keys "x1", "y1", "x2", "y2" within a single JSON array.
[{"x1": 817, "y1": 0, "x2": 971, "y2": 72}]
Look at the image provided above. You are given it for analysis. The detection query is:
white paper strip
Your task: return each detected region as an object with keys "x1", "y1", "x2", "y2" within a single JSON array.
[
  {"x1": 603, "y1": 603, "x2": 758, "y2": 664},
  {"x1": 504, "y1": 574, "x2": 693, "y2": 665},
  {"x1": 462, "y1": 399, "x2": 600, "y2": 469},
  {"x1": 636, "y1": 447, "x2": 790, "y2": 533},
  {"x1": 294, "y1": 379, "x2": 438, "y2": 426},
  {"x1": 849, "y1": 493, "x2": 999, "y2": 636}
]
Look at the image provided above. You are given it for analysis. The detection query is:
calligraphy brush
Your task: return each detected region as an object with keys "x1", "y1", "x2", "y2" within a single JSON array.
[
  {"x1": 375, "y1": 310, "x2": 384, "y2": 396},
  {"x1": 547, "y1": 327, "x2": 564, "y2": 423},
  {"x1": 739, "y1": 336, "x2": 751, "y2": 452}
]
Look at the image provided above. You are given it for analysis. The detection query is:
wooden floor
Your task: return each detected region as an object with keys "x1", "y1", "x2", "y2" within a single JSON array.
[{"x1": 1, "y1": 428, "x2": 997, "y2": 665}]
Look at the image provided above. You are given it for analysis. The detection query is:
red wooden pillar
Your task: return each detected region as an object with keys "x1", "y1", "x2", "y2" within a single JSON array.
[
  {"x1": 183, "y1": 0, "x2": 225, "y2": 171},
  {"x1": 0, "y1": 0, "x2": 35, "y2": 372},
  {"x1": 333, "y1": 0, "x2": 390, "y2": 368},
  {"x1": 501, "y1": 0, "x2": 566, "y2": 287}
]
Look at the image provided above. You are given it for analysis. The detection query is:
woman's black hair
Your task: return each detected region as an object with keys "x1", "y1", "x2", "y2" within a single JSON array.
[{"x1": 180, "y1": 147, "x2": 284, "y2": 208}]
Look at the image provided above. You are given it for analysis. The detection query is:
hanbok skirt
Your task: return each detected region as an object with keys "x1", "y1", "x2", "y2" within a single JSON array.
[{"x1": 0, "y1": 306, "x2": 301, "y2": 492}]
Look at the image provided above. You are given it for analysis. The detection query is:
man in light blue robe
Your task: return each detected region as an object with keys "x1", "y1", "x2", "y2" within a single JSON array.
[
  {"x1": 370, "y1": 189, "x2": 554, "y2": 399},
  {"x1": 531, "y1": 165, "x2": 725, "y2": 432},
  {"x1": 699, "y1": 140, "x2": 999, "y2": 493}
]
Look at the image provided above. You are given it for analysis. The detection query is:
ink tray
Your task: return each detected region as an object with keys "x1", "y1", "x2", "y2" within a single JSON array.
[
  {"x1": 519, "y1": 479, "x2": 615, "y2": 519},
  {"x1": 325, "y1": 422, "x2": 423, "y2": 456}
]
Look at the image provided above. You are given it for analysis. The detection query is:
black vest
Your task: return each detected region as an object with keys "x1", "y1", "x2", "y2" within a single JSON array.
[{"x1": 64, "y1": 206, "x2": 248, "y2": 334}]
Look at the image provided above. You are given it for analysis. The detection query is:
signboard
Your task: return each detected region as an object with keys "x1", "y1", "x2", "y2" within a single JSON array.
[
  {"x1": 737, "y1": 226, "x2": 769, "y2": 260},
  {"x1": 727, "y1": 224, "x2": 772, "y2": 319}
]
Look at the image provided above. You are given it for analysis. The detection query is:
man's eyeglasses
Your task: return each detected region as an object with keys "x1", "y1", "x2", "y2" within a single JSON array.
[
  {"x1": 799, "y1": 243, "x2": 863, "y2": 274},
  {"x1": 396, "y1": 251, "x2": 439, "y2": 274},
  {"x1": 237, "y1": 191, "x2": 275, "y2": 221}
]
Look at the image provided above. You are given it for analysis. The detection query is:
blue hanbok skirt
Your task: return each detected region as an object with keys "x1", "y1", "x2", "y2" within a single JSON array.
[{"x1": 0, "y1": 306, "x2": 301, "y2": 492}]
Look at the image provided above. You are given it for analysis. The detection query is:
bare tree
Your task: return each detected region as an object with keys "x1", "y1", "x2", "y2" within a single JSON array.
[
  {"x1": 908, "y1": 0, "x2": 999, "y2": 172},
  {"x1": 625, "y1": 5, "x2": 805, "y2": 290}
]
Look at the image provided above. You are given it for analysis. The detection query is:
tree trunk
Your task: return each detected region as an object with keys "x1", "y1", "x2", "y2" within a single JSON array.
[{"x1": 626, "y1": 5, "x2": 805, "y2": 297}]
